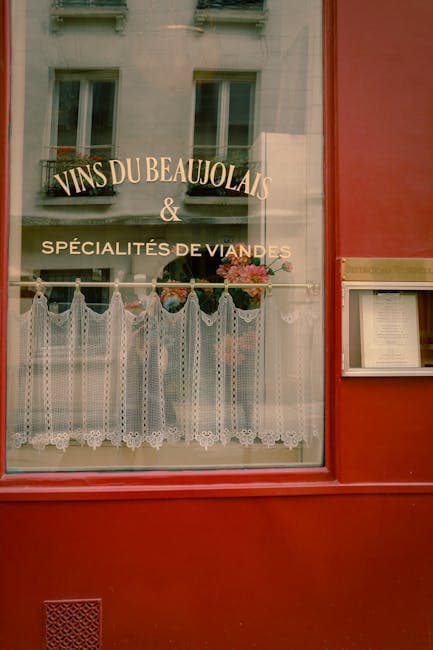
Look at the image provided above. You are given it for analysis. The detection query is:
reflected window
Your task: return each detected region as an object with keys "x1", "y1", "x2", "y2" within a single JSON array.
[
  {"x1": 193, "y1": 74, "x2": 254, "y2": 162},
  {"x1": 192, "y1": 73, "x2": 255, "y2": 196},
  {"x1": 39, "y1": 269, "x2": 110, "y2": 314},
  {"x1": 42, "y1": 72, "x2": 118, "y2": 197},
  {"x1": 53, "y1": 72, "x2": 117, "y2": 159}
]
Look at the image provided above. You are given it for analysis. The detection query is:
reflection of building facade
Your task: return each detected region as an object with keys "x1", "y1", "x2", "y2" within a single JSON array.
[{"x1": 14, "y1": 0, "x2": 322, "y2": 302}]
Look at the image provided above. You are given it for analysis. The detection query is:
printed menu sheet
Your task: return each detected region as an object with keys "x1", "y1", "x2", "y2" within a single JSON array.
[{"x1": 360, "y1": 292, "x2": 421, "y2": 368}]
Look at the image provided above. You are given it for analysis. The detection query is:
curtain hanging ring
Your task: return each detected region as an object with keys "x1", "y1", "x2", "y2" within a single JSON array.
[
  {"x1": 224, "y1": 279, "x2": 229, "y2": 295},
  {"x1": 312, "y1": 282, "x2": 320, "y2": 296},
  {"x1": 151, "y1": 278, "x2": 157, "y2": 293},
  {"x1": 267, "y1": 281, "x2": 273, "y2": 297},
  {"x1": 190, "y1": 278, "x2": 196, "y2": 293},
  {"x1": 114, "y1": 279, "x2": 120, "y2": 293},
  {"x1": 36, "y1": 277, "x2": 44, "y2": 297},
  {"x1": 74, "y1": 277, "x2": 81, "y2": 294}
]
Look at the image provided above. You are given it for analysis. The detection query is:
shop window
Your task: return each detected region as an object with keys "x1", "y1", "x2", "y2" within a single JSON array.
[
  {"x1": 7, "y1": 0, "x2": 324, "y2": 472},
  {"x1": 189, "y1": 74, "x2": 255, "y2": 197},
  {"x1": 41, "y1": 72, "x2": 118, "y2": 198}
]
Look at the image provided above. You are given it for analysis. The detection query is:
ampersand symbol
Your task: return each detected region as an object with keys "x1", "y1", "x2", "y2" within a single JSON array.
[{"x1": 160, "y1": 197, "x2": 181, "y2": 222}]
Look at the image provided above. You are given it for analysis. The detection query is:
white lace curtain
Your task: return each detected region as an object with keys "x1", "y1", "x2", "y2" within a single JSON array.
[{"x1": 9, "y1": 289, "x2": 321, "y2": 451}]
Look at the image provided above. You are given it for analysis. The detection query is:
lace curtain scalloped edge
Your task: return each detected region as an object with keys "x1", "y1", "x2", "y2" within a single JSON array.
[{"x1": 8, "y1": 290, "x2": 321, "y2": 452}]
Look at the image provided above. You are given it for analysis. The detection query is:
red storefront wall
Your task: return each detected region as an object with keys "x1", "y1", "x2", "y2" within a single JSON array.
[{"x1": 0, "y1": 1, "x2": 432, "y2": 649}]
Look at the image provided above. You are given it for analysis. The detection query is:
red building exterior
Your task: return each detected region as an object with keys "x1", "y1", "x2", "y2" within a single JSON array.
[{"x1": 1, "y1": 1, "x2": 432, "y2": 648}]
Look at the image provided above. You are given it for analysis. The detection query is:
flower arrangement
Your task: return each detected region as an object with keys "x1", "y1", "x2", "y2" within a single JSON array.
[
  {"x1": 215, "y1": 243, "x2": 293, "y2": 309},
  {"x1": 49, "y1": 147, "x2": 110, "y2": 196},
  {"x1": 54, "y1": 146, "x2": 105, "y2": 171},
  {"x1": 156, "y1": 243, "x2": 293, "y2": 313},
  {"x1": 159, "y1": 280, "x2": 190, "y2": 312}
]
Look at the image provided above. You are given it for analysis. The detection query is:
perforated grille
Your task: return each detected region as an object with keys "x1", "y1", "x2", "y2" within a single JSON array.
[{"x1": 44, "y1": 599, "x2": 101, "y2": 650}]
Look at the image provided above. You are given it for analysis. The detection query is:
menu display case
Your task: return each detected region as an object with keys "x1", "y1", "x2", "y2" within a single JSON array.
[{"x1": 341, "y1": 259, "x2": 433, "y2": 376}]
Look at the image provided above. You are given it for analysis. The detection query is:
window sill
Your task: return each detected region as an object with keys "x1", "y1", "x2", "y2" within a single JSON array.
[
  {"x1": 194, "y1": 7, "x2": 268, "y2": 30},
  {"x1": 1, "y1": 470, "x2": 433, "y2": 502},
  {"x1": 50, "y1": 6, "x2": 128, "y2": 33},
  {"x1": 0, "y1": 466, "x2": 331, "y2": 501}
]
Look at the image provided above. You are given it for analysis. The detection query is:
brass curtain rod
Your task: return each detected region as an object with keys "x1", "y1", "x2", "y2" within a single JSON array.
[{"x1": 9, "y1": 279, "x2": 320, "y2": 291}]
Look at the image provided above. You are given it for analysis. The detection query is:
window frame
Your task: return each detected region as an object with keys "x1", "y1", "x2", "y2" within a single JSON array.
[
  {"x1": 0, "y1": 0, "x2": 338, "y2": 499},
  {"x1": 50, "y1": 70, "x2": 119, "y2": 159},
  {"x1": 192, "y1": 71, "x2": 256, "y2": 162}
]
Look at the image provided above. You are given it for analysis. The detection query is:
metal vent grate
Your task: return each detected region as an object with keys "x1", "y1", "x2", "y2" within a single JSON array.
[{"x1": 44, "y1": 599, "x2": 102, "y2": 650}]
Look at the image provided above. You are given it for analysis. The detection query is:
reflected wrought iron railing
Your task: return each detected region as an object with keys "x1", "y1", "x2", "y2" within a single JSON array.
[
  {"x1": 40, "y1": 158, "x2": 116, "y2": 198},
  {"x1": 196, "y1": 0, "x2": 265, "y2": 9},
  {"x1": 187, "y1": 146, "x2": 255, "y2": 198},
  {"x1": 53, "y1": 0, "x2": 127, "y2": 7}
]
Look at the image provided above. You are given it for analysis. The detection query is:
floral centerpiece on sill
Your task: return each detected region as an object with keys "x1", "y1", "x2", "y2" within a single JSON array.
[{"x1": 152, "y1": 244, "x2": 293, "y2": 313}]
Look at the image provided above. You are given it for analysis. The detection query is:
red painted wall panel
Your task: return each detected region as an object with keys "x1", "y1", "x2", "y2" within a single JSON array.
[
  {"x1": 1, "y1": 497, "x2": 432, "y2": 650},
  {"x1": 336, "y1": 0, "x2": 433, "y2": 257},
  {"x1": 1, "y1": 1, "x2": 433, "y2": 649},
  {"x1": 335, "y1": 0, "x2": 433, "y2": 485},
  {"x1": 338, "y1": 378, "x2": 433, "y2": 483}
]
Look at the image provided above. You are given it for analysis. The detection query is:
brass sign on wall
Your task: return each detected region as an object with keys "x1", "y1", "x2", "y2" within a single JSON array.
[{"x1": 341, "y1": 258, "x2": 433, "y2": 283}]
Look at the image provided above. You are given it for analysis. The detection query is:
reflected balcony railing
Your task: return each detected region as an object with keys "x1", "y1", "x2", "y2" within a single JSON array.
[
  {"x1": 187, "y1": 147, "x2": 255, "y2": 198},
  {"x1": 50, "y1": 0, "x2": 128, "y2": 32},
  {"x1": 196, "y1": 0, "x2": 264, "y2": 8},
  {"x1": 194, "y1": 0, "x2": 267, "y2": 29},
  {"x1": 41, "y1": 153, "x2": 116, "y2": 198}
]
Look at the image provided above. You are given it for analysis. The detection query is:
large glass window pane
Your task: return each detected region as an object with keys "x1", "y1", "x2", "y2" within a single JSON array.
[
  {"x1": 56, "y1": 80, "x2": 80, "y2": 149},
  {"x1": 193, "y1": 81, "x2": 219, "y2": 158},
  {"x1": 227, "y1": 81, "x2": 252, "y2": 161},
  {"x1": 90, "y1": 80, "x2": 115, "y2": 159},
  {"x1": 7, "y1": 0, "x2": 324, "y2": 472}
]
